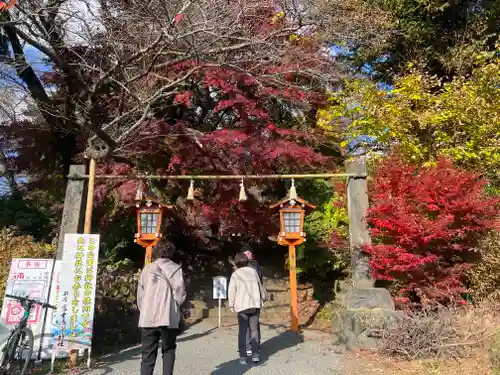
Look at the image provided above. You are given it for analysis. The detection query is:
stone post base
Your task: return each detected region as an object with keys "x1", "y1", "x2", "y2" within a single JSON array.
[{"x1": 335, "y1": 287, "x2": 400, "y2": 351}]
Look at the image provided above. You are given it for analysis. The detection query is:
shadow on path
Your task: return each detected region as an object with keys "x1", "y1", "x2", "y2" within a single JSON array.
[
  {"x1": 211, "y1": 330, "x2": 304, "y2": 375},
  {"x1": 71, "y1": 345, "x2": 142, "y2": 375},
  {"x1": 73, "y1": 326, "x2": 217, "y2": 375},
  {"x1": 178, "y1": 326, "x2": 217, "y2": 342}
]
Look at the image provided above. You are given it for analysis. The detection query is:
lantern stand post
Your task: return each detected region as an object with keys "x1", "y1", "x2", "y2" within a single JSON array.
[
  {"x1": 288, "y1": 244, "x2": 298, "y2": 332},
  {"x1": 145, "y1": 246, "x2": 153, "y2": 265},
  {"x1": 270, "y1": 182, "x2": 315, "y2": 334}
]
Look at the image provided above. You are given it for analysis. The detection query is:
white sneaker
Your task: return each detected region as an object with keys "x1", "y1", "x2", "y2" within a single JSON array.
[{"x1": 246, "y1": 350, "x2": 252, "y2": 356}]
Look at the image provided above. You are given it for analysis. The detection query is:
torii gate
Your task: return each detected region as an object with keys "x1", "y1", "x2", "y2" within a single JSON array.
[{"x1": 57, "y1": 158, "x2": 372, "y2": 364}]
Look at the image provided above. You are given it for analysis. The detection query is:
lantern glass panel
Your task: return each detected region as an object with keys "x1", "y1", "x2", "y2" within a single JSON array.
[
  {"x1": 140, "y1": 212, "x2": 159, "y2": 234},
  {"x1": 283, "y1": 211, "x2": 302, "y2": 233}
]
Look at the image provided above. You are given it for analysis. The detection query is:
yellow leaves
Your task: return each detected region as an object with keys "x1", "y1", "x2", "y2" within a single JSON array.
[
  {"x1": 316, "y1": 54, "x2": 500, "y2": 173},
  {"x1": 422, "y1": 160, "x2": 437, "y2": 168},
  {"x1": 271, "y1": 11, "x2": 285, "y2": 25},
  {"x1": 316, "y1": 103, "x2": 346, "y2": 134},
  {"x1": 288, "y1": 34, "x2": 298, "y2": 41}
]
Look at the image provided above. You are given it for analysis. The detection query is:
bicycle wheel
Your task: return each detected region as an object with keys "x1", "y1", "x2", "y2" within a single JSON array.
[
  {"x1": 0, "y1": 328, "x2": 33, "y2": 375},
  {"x1": 0, "y1": 330, "x2": 19, "y2": 375}
]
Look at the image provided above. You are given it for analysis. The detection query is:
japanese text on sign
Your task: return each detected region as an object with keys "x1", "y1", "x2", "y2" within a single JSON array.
[
  {"x1": 1, "y1": 258, "x2": 54, "y2": 360},
  {"x1": 213, "y1": 276, "x2": 227, "y2": 299},
  {"x1": 52, "y1": 234, "x2": 99, "y2": 351}
]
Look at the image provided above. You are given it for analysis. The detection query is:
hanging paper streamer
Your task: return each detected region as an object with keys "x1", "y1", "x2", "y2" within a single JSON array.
[
  {"x1": 238, "y1": 179, "x2": 247, "y2": 201},
  {"x1": 288, "y1": 178, "x2": 297, "y2": 201},
  {"x1": 187, "y1": 180, "x2": 195, "y2": 200}
]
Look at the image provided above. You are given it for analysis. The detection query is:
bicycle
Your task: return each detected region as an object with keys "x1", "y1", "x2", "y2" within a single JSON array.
[{"x1": 0, "y1": 294, "x2": 56, "y2": 375}]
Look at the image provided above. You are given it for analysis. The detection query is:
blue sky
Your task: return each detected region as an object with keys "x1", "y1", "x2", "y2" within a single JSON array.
[
  {"x1": 0, "y1": 47, "x2": 50, "y2": 195},
  {"x1": 1, "y1": 45, "x2": 51, "y2": 78},
  {"x1": 24, "y1": 46, "x2": 51, "y2": 72},
  {"x1": 329, "y1": 44, "x2": 393, "y2": 91}
]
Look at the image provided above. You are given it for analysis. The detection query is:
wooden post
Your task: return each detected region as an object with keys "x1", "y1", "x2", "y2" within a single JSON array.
[
  {"x1": 145, "y1": 246, "x2": 153, "y2": 265},
  {"x1": 289, "y1": 245, "x2": 299, "y2": 333},
  {"x1": 70, "y1": 158, "x2": 96, "y2": 367},
  {"x1": 83, "y1": 158, "x2": 96, "y2": 234}
]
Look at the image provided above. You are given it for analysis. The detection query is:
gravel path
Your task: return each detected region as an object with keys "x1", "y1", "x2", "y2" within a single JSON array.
[{"x1": 75, "y1": 320, "x2": 345, "y2": 375}]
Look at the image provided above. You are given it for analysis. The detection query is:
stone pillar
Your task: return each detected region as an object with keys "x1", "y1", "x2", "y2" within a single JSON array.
[
  {"x1": 346, "y1": 158, "x2": 372, "y2": 287},
  {"x1": 336, "y1": 158, "x2": 398, "y2": 351},
  {"x1": 56, "y1": 165, "x2": 86, "y2": 259}
]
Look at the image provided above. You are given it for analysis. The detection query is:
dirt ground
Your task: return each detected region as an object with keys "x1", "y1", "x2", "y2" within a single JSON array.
[{"x1": 346, "y1": 350, "x2": 494, "y2": 375}]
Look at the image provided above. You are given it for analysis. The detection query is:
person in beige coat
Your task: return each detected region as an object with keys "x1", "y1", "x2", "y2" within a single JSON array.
[
  {"x1": 137, "y1": 240, "x2": 186, "y2": 375},
  {"x1": 228, "y1": 252, "x2": 268, "y2": 365}
]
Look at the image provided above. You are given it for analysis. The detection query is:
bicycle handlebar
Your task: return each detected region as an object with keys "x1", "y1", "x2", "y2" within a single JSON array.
[{"x1": 5, "y1": 294, "x2": 57, "y2": 310}]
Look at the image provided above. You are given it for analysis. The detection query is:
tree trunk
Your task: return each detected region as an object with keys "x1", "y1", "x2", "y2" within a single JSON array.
[{"x1": 3, "y1": 23, "x2": 79, "y2": 178}]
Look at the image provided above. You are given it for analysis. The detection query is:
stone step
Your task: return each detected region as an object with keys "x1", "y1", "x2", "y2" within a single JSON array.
[
  {"x1": 187, "y1": 301, "x2": 315, "y2": 326},
  {"x1": 185, "y1": 279, "x2": 316, "y2": 324}
]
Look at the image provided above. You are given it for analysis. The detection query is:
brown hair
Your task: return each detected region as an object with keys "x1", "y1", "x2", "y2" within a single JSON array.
[
  {"x1": 152, "y1": 239, "x2": 176, "y2": 261},
  {"x1": 234, "y1": 252, "x2": 249, "y2": 269}
]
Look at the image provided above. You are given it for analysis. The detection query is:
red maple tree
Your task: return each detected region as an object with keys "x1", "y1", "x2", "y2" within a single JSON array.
[
  {"x1": 0, "y1": 0, "x2": 344, "y2": 251},
  {"x1": 365, "y1": 155, "x2": 499, "y2": 306}
]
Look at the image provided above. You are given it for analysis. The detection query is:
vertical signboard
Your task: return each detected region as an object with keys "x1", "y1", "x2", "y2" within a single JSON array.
[
  {"x1": 213, "y1": 276, "x2": 227, "y2": 328},
  {"x1": 51, "y1": 234, "x2": 99, "y2": 352},
  {"x1": 39, "y1": 260, "x2": 68, "y2": 358},
  {"x1": 0, "y1": 258, "x2": 54, "y2": 358}
]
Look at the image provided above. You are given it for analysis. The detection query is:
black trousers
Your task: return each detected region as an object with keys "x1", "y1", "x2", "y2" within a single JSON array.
[
  {"x1": 237, "y1": 309, "x2": 260, "y2": 357},
  {"x1": 246, "y1": 319, "x2": 261, "y2": 352},
  {"x1": 140, "y1": 327, "x2": 178, "y2": 375}
]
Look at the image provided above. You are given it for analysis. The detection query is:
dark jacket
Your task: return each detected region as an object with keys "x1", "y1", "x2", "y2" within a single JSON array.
[{"x1": 248, "y1": 259, "x2": 263, "y2": 283}]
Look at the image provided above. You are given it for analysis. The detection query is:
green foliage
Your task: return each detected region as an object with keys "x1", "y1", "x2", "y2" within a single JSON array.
[
  {"x1": 305, "y1": 194, "x2": 349, "y2": 244},
  {"x1": 359, "y1": 0, "x2": 500, "y2": 78},
  {"x1": 294, "y1": 180, "x2": 350, "y2": 280},
  {"x1": 93, "y1": 261, "x2": 141, "y2": 351},
  {"x1": 93, "y1": 200, "x2": 140, "y2": 265},
  {"x1": 0, "y1": 191, "x2": 61, "y2": 241},
  {"x1": 314, "y1": 302, "x2": 337, "y2": 329},
  {"x1": 319, "y1": 49, "x2": 500, "y2": 187}
]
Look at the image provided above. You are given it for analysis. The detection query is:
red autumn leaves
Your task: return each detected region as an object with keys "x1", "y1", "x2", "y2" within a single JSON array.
[{"x1": 365, "y1": 155, "x2": 499, "y2": 306}]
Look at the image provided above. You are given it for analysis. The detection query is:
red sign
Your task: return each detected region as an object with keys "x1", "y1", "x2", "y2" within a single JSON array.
[
  {"x1": 17, "y1": 260, "x2": 49, "y2": 270},
  {"x1": 5, "y1": 301, "x2": 40, "y2": 325}
]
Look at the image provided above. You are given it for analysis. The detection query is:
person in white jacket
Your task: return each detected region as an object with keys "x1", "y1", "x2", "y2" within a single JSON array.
[
  {"x1": 228, "y1": 252, "x2": 268, "y2": 365},
  {"x1": 137, "y1": 240, "x2": 186, "y2": 375}
]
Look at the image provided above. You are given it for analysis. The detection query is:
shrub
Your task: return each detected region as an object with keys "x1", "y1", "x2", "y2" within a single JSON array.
[
  {"x1": 381, "y1": 303, "x2": 500, "y2": 360},
  {"x1": 0, "y1": 228, "x2": 56, "y2": 301},
  {"x1": 0, "y1": 191, "x2": 63, "y2": 241},
  {"x1": 301, "y1": 191, "x2": 350, "y2": 280},
  {"x1": 366, "y1": 155, "x2": 499, "y2": 306},
  {"x1": 93, "y1": 260, "x2": 141, "y2": 352},
  {"x1": 467, "y1": 231, "x2": 500, "y2": 300}
]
